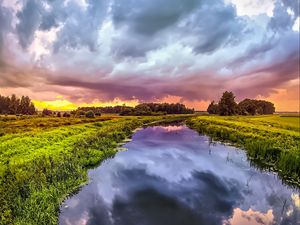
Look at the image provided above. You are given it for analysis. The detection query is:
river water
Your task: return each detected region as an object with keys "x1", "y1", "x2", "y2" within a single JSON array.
[{"x1": 59, "y1": 125, "x2": 300, "y2": 225}]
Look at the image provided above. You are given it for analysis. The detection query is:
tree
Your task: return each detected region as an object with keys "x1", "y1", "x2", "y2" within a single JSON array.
[
  {"x1": 0, "y1": 95, "x2": 10, "y2": 114},
  {"x1": 238, "y1": 99, "x2": 257, "y2": 115},
  {"x1": 257, "y1": 100, "x2": 275, "y2": 114},
  {"x1": 28, "y1": 103, "x2": 36, "y2": 115},
  {"x1": 42, "y1": 109, "x2": 52, "y2": 116},
  {"x1": 19, "y1": 96, "x2": 32, "y2": 114},
  {"x1": 74, "y1": 103, "x2": 194, "y2": 116},
  {"x1": 9, "y1": 94, "x2": 19, "y2": 114},
  {"x1": 63, "y1": 112, "x2": 71, "y2": 117},
  {"x1": 0, "y1": 94, "x2": 36, "y2": 115},
  {"x1": 207, "y1": 101, "x2": 219, "y2": 114},
  {"x1": 85, "y1": 111, "x2": 95, "y2": 118},
  {"x1": 134, "y1": 104, "x2": 152, "y2": 115},
  {"x1": 238, "y1": 99, "x2": 275, "y2": 115},
  {"x1": 218, "y1": 91, "x2": 238, "y2": 116},
  {"x1": 119, "y1": 108, "x2": 133, "y2": 116},
  {"x1": 75, "y1": 110, "x2": 85, "y2": 117}
]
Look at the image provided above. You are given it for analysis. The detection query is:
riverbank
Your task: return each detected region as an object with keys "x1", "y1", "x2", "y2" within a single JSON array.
[
  {"x1": 59, "y1": 123, "x2": 300, "y2": 225},
  {"x1": 186, "y1": 115, "x2": 300, "y2": 187},
  {"x1": 0, "y1": 115, "x2": 191, "y2": 225}
]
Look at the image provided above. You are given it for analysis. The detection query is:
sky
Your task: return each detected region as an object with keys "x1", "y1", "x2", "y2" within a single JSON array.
[{"x1": 0, "y1": 0, "x2": 299, "y2": 111}]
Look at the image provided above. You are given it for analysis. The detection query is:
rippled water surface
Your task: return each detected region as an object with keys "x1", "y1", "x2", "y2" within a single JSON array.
[{"x1": 59, "y1": 125, "x2": 300, "y2": 225}]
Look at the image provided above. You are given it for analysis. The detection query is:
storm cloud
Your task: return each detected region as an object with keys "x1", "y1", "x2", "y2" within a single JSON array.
[
  {"x1": 0, "y1": 2, "x2": 12, "y2": 56},
  {"x1": 0, "y1": 0, "x2": 299, "y2": 109}
]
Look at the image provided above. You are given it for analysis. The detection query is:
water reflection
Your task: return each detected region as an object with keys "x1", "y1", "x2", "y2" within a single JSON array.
[
  {"x1": 59, "y1": 125, "x2": 300, "y2": 225},
  {"x1": 225, "y1": 208, "x2": 274, "y2": 225}
]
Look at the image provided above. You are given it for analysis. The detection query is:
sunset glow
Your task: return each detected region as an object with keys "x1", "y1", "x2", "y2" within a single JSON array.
[{"x1": 0, "y1": 0, "x2": 299, "y2": 111}]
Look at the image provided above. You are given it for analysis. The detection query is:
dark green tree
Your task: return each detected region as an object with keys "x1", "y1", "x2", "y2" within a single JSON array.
[
  {"x1": 238, "y1": 99, "x2": 257, "y2": 115},
  {"x1": 256, "y1": 100, "x2": 275, "y2": 114},
  {"x1": 134, "y1": 104, "x2": 152, "y2": 115},
  {"x1": 207, "y1": 101, "x2": 219, "y2": 114},
  {"x1": 85, "y1": 111, "x2": 95, "y2": 118},
  {"x1": 238, "y1": 99, "x2": 275, "y2": 115},
  {"x1": 42, "y1": 109, "x2": 53, "y2": 116},
  {"x1": 218, "y1": 91, "x2": 238, "y2": 116},
  {"x1": 0, "y1": 94, "x2": 36, "y2": 115},
  {"x1": 63, "y1": 112, "x2": 71, "y2": 117},
  {"x1": 9, "y1": 94, "x2": 19, "y2": 114}
]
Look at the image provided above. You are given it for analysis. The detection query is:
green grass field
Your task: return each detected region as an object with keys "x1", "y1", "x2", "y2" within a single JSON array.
[
  {"x1": 1, "y1": 114, "x2": 299, "y2": 224},
  {"x1": 0, "y1": 115, "x2": 190, "y2": 225},
  {"x1": 187, "y1": 114, "x2": 300, "y2": 186},
  {"x1": 0, "y1": 114, "x2": 120, "y2": 135}
]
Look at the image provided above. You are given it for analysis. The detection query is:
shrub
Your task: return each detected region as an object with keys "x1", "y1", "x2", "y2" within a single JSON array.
[
  {"x1": 42, "y1": 109, "x2": 53, "y2": 116},
  {"x1": 63, "y1": 112, "x2": 71, "y2": 117},
  {"x1": 75, "y1": 110, "x2": 85, "y2": 117},
  {"x1": 85, "y1": 111, "x2": 95, "y2": 118}
]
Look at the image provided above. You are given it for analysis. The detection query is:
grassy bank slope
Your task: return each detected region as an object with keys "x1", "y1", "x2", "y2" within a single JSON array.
[
  {"x1": 0, "y1": 114, "x2": 120, "y2": 135},
  {"x1": 187, "y1": 115, "x2": 300, "y2": 186},
  {"x1": 0, "y1": 115, "x2": 188, "y2": 225}
]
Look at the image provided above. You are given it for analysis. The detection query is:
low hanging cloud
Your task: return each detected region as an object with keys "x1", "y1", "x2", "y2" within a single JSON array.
[{"x1": 0, "y1": 0, "x2": 299, "y2": 110}]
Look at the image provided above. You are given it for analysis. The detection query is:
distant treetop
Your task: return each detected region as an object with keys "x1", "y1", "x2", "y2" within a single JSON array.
[
  {"x1": 207, "y1": 92, "x2": 275, "y2": 116},
  {"x1": 75, "y1": 103, "x2": 194, "y2": 116},
  {"x1": 0, "y1": 94, "x2": 36, "y2": 115}
]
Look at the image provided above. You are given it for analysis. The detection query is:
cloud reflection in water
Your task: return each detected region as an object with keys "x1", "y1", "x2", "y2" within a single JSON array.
[{"x1": 59, "y1": 125, "x2": 300, "y2": 225}]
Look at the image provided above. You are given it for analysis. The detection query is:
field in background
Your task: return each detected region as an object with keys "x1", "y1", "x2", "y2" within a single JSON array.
[
  {"x1": 187, "y1": 114, "x2": 300, "y2": 186},
  {"x1": 0, "y1": 115, "x2": 191, "y2": 225},
  {"x1": 0, "y1": 114, "x2": 121, "y2": 135}
]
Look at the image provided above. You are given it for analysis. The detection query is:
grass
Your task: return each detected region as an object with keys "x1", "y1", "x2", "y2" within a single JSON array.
[
  {"x1": 0, "y1": 114, "x2": 120, "y2": 135},
  {"x1": 187, "y1": 114, "x2": 300, "y2": 187},
  {"x1": 0, "y1": 115, "x2": 191, "y2": 225},
  {"x1": 1, "y1": 113, "x2": 297, "y2": 224}
]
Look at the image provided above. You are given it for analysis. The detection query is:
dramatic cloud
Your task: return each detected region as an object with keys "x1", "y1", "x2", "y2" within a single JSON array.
[
  {"x1": 0, "y1": 0, "x2": 299, "y2": 110},
  {"x1": 0, "y1": 2, "x2": 12, "y2": 56}
]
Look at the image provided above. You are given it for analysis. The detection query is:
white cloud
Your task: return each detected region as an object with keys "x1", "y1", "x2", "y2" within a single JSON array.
[
  {"x1": 28, "y1": 25, "x2": 62, "y2": 61},
  {"x1": 2, "y1": 0, "x2": 22, "y2": 12},
  {"x1": 64, "y1": 0, "x2": 88, "y2": 10},
  {"x1": 227, "y1": 0, "x2": 275, "y2": 17},
  {"x1": 292, "y1": 17, "x2": 299, "y2": 32}
]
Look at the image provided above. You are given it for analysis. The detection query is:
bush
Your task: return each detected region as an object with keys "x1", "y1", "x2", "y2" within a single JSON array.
[
  {"x1": 85, "y1": 111, "x2": 95, "y2": 118},
  {"x1": 75, "y1": 110, "x2": 85, "y2": 117},
  {"x1": 42, "y1": 109, "x2": 53, "y2": 116},
  {"x1": 63, "y1": 112, "x2": 71, "y2": 117},
  {"x1": 57, "y1": 112, "x2": 62, "y2": 117}
]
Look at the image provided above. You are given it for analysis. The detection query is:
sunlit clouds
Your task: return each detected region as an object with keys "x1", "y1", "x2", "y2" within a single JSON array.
[
  {"x1": 224, "y1": 208, "x2": 274, "y2": 225},
  {"x1": 0, "y1": 0, "x2": 299, "y2": 111}
]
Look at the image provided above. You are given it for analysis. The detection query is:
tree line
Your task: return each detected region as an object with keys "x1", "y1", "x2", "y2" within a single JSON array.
[
  {"x1": 0, "y1": 94, "x2": 36, "y2": 115},
  {"x1": 76, "y1": 105, "x2": 131, "y2": 115},
  {"x1": 76, "y1": 103, "x2": 194, "y2": 116},
  {"x1": 207, "y1": 91, "x2": 275, "y2": 116}
]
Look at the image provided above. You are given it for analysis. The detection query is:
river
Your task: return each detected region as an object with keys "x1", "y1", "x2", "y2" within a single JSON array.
[{"x1": 59, "y1": 124, "x2": 300, "y2": 225}]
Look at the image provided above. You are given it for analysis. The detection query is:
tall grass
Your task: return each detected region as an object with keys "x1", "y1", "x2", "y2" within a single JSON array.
[
  {"x1": 0, "y1": 115, "x2": 189, "y2": 225},
  {"x1": 187, "y1": 115, "x2": 300, "y2": 187}
]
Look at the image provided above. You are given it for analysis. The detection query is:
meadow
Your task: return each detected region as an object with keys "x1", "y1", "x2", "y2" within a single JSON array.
[
  {"x1": 1, "y1": 114, "x2": 299, "y2": 225},
  {"x1": 187, "y1": 114, "x2": 300, "y2": 186},
  {"x1": 0, "y1": 115, "x2": 190, "y2": 225}
]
